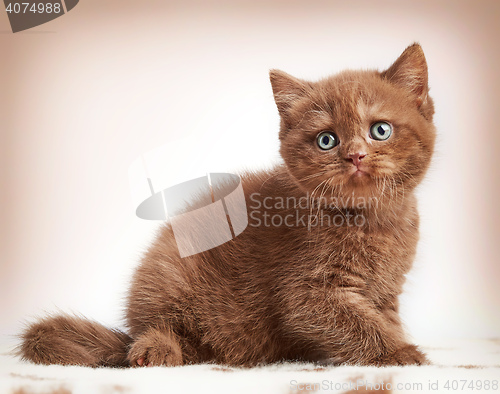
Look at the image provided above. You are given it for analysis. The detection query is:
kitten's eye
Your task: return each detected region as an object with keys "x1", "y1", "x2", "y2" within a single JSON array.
[
  {"x1": 317, "y1": 132, "x2": 339, "y2": 150},
  {"x1": 370, "y1": 122, "x2": 392, "y2": 141}
]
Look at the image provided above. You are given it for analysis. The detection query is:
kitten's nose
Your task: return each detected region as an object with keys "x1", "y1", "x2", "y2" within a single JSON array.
[{"x1": 346, "y1": 152, "x2": 367, "y2": 167}]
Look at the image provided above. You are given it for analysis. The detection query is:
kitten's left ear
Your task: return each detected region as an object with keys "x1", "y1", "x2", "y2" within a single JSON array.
[{"x1": 382, "y1": 43, "x2": 429, "y2": 108}]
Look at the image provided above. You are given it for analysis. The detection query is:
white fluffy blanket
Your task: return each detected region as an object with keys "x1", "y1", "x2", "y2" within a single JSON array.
[{"x1": 1, "y1": 339, "x2": 499, "y2": 394}]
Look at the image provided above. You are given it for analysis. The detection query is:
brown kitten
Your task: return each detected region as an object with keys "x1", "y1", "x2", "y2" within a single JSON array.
[{"x1": 18, "y1": 43, "x2": 435, "y2": 367}]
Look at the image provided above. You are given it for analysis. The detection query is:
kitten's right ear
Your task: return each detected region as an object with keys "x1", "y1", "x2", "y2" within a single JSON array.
[{"x1": 269, "y1": 69, "x2": 310, "y2": 117}]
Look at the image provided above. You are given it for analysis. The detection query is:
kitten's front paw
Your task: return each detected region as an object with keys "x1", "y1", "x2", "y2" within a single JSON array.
[
  {"x1": 374, "y1": 344, "x2": 430, "y2": 366},
  {"x1": 128, "y1": 328, "x2": 183, "y2": 367}
]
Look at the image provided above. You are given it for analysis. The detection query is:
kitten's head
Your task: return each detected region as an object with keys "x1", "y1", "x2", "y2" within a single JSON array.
[{"x1": 270, "y1": 43, "x2": 436, "y2": 205}]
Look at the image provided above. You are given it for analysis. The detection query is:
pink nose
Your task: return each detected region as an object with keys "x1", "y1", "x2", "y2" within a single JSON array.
[{"x1": 346, "y1": 152, "x2": 367, "y2": 167}]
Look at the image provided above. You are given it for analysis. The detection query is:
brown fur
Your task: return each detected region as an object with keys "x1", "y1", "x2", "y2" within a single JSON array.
[
  {"x1": 18, "y1": 315, "x2": 130, "y2": 367},
  {"x1": 18, "y1": 43, "x2": 435, "y2": 367}
]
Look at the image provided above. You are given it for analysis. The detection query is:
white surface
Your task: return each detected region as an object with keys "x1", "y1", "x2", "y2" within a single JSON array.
[{"x1": 1, "y1": 339, "x2": 499, "y2": 394}]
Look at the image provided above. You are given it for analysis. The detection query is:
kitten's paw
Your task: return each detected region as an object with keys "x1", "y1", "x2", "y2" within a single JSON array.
[
  {"x1": 374, "y1": 344, "x2": 430, "y2": 366},
  {"x1": 128, "y1": 328, "x2": 183, "y2": 367}
]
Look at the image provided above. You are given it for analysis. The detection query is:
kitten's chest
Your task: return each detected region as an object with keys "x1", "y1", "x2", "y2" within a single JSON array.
[{"x1": 302, "y1": 213, "x2": 419, "y2": 304}]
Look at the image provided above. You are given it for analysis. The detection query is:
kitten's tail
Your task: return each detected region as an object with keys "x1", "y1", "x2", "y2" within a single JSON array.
[{"x1": 17, "y1": 314, "x2": 132, "y2": 367}]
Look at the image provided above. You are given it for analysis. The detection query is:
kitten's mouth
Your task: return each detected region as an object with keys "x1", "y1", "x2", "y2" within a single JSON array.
[
  {"x1": 346, "y1": 166, "x2": 375, "y2": 188},
  {"x1": 349, "y1": 166, "x2": 369, "y2": 179},
  {"x1": 353, "y1": 169, "x2": 367, "y2": 176}
]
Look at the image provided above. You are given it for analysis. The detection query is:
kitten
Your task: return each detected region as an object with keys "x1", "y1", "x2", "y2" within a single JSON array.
[{"x1": 18, "y1": 43, "x2": 435, "y2": 367}]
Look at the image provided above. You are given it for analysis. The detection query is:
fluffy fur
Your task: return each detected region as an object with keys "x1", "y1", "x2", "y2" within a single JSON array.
[{"x1": 18, "y1": 43, "x2": 436, "y2": 367}]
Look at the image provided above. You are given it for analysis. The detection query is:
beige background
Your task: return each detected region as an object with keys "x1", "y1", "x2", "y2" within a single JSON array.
[{"x1": 1, "y1": 0, "x2": 499, "y2": 350}]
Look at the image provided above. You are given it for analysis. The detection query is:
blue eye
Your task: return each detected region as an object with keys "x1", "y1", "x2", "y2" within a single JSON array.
[
  {"x1": 317, "y1": 132, "x2": 339, "y2": 150},
  {"x1": 370, "y1": 122, "x2": 392, "y2": 141}
]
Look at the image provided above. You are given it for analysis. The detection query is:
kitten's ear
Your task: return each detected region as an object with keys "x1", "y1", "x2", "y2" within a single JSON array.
[
  {"x1": 269, "y1": 69, "x2": 310, "y2": 116},
  {"x1": 382, "y1": 43, "x2": 429, "y2": 107}
]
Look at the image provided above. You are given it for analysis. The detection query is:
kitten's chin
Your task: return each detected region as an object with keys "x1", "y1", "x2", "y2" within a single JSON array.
[
  {"x1": 347, "y1": 167, "x2": 372, "y2": 186},
  {"x1": 351, "y1": 169, "x2": 369, "y2": 179}
]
